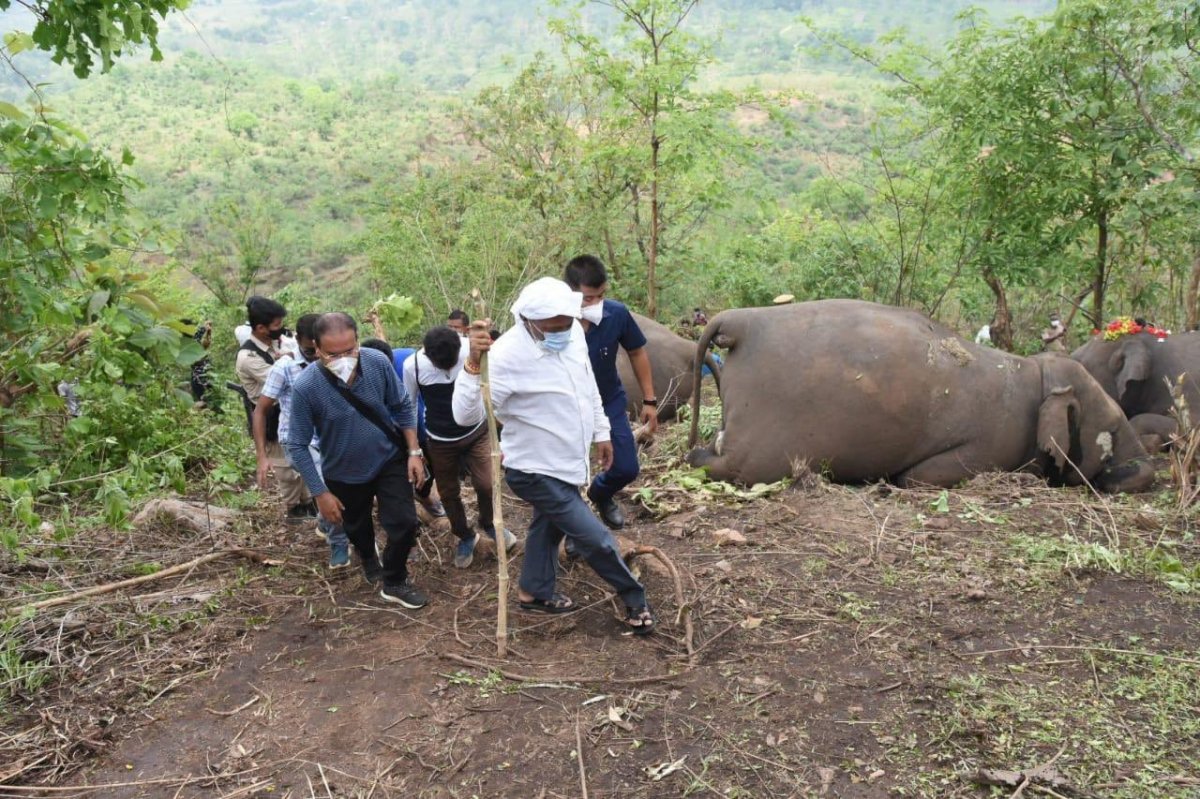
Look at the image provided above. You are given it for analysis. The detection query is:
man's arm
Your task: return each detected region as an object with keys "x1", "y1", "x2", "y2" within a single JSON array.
[
  {"x1": 454, "y1": 320, "x2": 511, "y2": 426},
  {"x1": 285, "y1": 388, "x2": 327, "y2": 498},
  {"x1": 379, "y1": 355, "x2": 424, "y2": 486},
  {"x1": 627, "y1": 346, "x2": 659, "y2": 433},
  {"x1": 252, "y1": 395, "x2": 277, "y2": 489}
]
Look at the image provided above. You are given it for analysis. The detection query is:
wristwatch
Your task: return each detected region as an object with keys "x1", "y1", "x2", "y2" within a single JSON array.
[
  {"x1": 643, "y1": 398, "x2": 658, "y2": 407},
  {"x1": 408, "y1": 450, "x2": 425, "y2": 458}
]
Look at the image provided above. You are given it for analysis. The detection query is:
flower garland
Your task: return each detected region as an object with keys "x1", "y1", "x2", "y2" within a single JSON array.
[{"x1": 1096, "y1": 316, "x2": 1170, "y2": 342}]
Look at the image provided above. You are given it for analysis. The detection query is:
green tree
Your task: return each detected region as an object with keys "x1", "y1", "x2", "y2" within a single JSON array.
[{"x1": 549, "y1": 0, "x2": 766, "y2": 316}]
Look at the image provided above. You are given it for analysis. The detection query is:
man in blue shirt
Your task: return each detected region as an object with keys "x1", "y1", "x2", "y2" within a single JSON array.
[
  {"x1": 564, "y1": 255, "x2": 659, "y2": 529},
  {"x1": 288, "y1": 313, "x2": 429, "y2": 609}
]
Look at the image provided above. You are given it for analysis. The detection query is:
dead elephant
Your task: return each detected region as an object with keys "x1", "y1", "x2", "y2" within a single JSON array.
[
  {"x1": 685, "y1": 300, "x2": 1154, "y2": 493},
  {"x1": 618, "y1": 312, "x2": 720, "y2": 424}
]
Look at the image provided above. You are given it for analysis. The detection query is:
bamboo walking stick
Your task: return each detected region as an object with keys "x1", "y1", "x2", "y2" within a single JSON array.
[{"x1": 472, "y1": 289, "x2": 509, "y2": 657}]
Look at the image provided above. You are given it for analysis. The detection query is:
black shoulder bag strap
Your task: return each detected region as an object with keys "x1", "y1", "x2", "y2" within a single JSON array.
[{"x1": 319, "y1": 363, "x2": 409, "y2": 452}]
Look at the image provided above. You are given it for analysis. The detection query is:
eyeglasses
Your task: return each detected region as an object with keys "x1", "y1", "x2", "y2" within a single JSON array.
[{"x1": 322, "y1": 344, "x2": 358, "y2": 359}]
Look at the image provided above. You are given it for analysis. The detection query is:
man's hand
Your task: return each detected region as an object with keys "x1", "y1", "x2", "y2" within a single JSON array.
[
  {"x1": 639, "y1": 404, "x2": 659, "y2": 436},
  {"x1": 467, "y1": 319, "x2": 494, "y2": 368},
  {"x1": 408, "y1": 455, "x2": 426, "y2": 488},
  {"x1": 315, "y1": 491, "x2": 345, "y2": 527},
  {"x1": 594, "y1": 440, "x2": 614, "y2": 472},
  {"x1": 255, "y1": 457, "x2": 272, "y2": 490}
]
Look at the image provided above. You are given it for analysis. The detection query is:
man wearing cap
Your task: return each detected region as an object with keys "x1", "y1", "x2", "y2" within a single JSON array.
[{"x1": 452, "y1": 277, "x2": 654, "y2": 635}]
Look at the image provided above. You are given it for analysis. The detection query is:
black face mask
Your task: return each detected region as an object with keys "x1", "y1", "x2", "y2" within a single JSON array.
[{"x1": 267, "y1": 328, "x2": 285, "y2": 340}]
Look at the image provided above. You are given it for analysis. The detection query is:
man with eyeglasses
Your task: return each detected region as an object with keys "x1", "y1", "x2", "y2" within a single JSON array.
[
  {"x1": 287, "y1": 312, "x2": 430, "y2": 608},
  {"x1": 252, "y1": 314, "x2": 351, "y2": 569}
]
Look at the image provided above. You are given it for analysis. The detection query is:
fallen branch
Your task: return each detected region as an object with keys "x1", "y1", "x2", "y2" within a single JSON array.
[
  {"x1": 440, "y1": 653, "x2": 692, "y2": 686},
  {"x1": 4, "y1": 549, "x2": 278, "y2": 617},
  {"x1": 624, "y1": 544, "x2": 695, "y2": 663},
  {"x1": 575, "y1": 711, "x2": 590, "y2": 799},
  {"x1": 967, "y1": 644, "x2": 1200, "y2": 668}
]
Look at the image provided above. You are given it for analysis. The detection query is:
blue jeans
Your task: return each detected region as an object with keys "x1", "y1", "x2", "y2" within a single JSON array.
[
  {"x1": 505, "y1": 468, "x2": 646, "y2": 608},
  {"x1": 287, "y1": 446, "x2": 348, "y2": 548},
  {"x1": 588, "y1": 407, "x2": 639, "y2": 502}
]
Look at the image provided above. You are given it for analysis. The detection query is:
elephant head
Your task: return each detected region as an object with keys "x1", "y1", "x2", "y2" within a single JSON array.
[
  {"x1": 1035, "y1": 355, "x2": 1154, "y2": 492},
  {"x1": 1071, "y1": 334, "x2": 1154, "y2": 415}
]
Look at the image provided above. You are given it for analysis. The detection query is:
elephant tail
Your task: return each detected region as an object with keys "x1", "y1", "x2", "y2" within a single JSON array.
[{"x1": 688, "y1": 314, "x2": 730, "y2": 449}]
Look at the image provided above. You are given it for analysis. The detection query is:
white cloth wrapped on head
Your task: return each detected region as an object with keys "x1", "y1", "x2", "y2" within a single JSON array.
[{"x1": 511, "y1": 277, "x2": 583, "y2": 323}]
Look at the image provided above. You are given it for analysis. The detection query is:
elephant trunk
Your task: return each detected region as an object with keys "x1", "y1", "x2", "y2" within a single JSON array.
[
  {"x1": 689, "y1": 315, "x2": 725, "y2": 449},
  {"x1": 1095, "y1": 457, "x2": 1155, "y2": 493}
]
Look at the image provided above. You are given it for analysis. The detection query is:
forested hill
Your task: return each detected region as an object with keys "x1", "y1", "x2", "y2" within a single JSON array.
[
  {"x1": 0, "y1": 0, "x2": 1059, "y2": 325},
  {"x1": 2, "y1": 0, "x2": 1056, "y2": 91}
]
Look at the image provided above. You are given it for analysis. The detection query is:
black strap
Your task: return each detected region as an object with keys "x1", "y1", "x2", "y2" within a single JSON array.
[
  {"x1": 239, "y1": 339, "x2": 276, "y2": 366},
  {"x1": 319, "y1": 363, "x2": 409, "y2": 452}
]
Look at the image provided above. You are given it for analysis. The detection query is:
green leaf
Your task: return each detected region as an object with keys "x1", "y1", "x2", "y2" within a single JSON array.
[
  {"x1": 0, "y1": 101, "x2": 27, "y2": 121},
  {"x1": 4, "y1": 31, "x2": 35, "y2": 56}
]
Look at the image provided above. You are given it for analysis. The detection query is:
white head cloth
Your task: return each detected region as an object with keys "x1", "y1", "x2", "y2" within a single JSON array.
[{"x1": 511, "y1": 277, "x2": 583, "y2": 324}]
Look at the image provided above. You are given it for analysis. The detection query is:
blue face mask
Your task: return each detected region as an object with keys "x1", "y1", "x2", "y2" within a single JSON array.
[{"x1": 539, "y1": 329, "x2": 572, "y2": 353}]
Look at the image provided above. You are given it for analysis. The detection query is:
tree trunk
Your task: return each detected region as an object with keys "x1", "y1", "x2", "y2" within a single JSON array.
[
  {"x1": 1186, "y1": 249, "x2": 1200, "y2": 331},
  {"x1": 1092, "y1": 208, "x2": 1108, "y2": 325},
  {"x1": 648, "y1": 132, "x2": 660, "y2": 317},
  {"x1": 983, "y1": 269, "x2": 1014, "y2": 352}
]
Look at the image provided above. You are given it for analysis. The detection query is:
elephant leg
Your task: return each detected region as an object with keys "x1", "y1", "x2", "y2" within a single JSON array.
[
  {"x1": 1129, "y1": 413, "x2": 1176, "y2": 453},
  {"x1": 893, "y1": 447, "x2": 974, "y2": 488}
]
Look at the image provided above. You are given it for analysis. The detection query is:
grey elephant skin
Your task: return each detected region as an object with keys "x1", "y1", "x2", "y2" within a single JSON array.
[
  {"x1": 1071, "y1": 331, "x2": 1200, "y2": 419},
  {"x1": 686, "y1": 300, "x2": 1154, "y2": 493},
  {"x1": 618, "y1": 312, "x2": 719, "y2": 424}
]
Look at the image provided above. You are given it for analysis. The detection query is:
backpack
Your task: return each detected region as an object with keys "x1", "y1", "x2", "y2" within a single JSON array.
[{"x1": 235, "y1": 341, "x2": 281, "y2": 442}]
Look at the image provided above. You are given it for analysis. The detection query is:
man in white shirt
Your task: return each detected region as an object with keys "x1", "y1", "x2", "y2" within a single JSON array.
[{"x1": 453, "y1": 278, "x2": 653, "y2": 635}]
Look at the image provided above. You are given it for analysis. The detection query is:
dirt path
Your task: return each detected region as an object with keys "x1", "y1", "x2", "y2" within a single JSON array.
[{"x1": 68, "y1": 478, "x2": 1200, "y2": 798}]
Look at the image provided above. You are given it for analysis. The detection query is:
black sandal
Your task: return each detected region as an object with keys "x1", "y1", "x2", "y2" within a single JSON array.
[
  {"x1": 519, "y1": 593, "x2": 577, "y2": 614},
  {"x1": 624, "y1": 604, "x2": 655, "y2": 636}
]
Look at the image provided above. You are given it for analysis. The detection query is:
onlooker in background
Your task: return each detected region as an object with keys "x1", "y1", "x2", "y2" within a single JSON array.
[
  {"x1": 563, "y1": 255, "x2": 657, "y2": 531},
  {"x1": 190, "y1": 319, "x2": 214, "y2": 405},
  {"x1": 360, "y1": 338, "x2": 449, "y2": 528},
  {"x1": 236, "y1": 296, "x2": 313, "y2": 521},
  {"x1": 403, "y1": 325, "x2": 515, "y2": 568},
  {"x1": 289, "y1": 313, "x2": 430, "y2": 608},
  {"x1": 253, "y1": 314, "x2": 350, "y2": 569},
  {"x1": 1041, "y1": 312, "x2": 1067, "y2": 353},
  {"x1": 453, "y1": 277, "x2": 653, "y2": 635},
  {"x1": 447, "y1": 309, "x2": 470, "y2": 337}
]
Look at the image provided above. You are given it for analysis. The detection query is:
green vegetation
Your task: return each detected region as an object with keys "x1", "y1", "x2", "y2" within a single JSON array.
[{"x1": 1, "y1": 0, "x2": 1197, "y2": 551}]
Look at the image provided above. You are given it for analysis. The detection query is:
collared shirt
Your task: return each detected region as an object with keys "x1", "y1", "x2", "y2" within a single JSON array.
[
  {"x1": 261, "y1": 358, "x2": 312, "y2": 445},
  {"x1": 403, "y1": 337, "x2": 482, "y2": 442},
  {"x1": 234, "y1": 335, "x2": 280, "y2": 401},
  {"x1": 584, "y1": 299, "x2": 647, "y2": 415},
  {"x1": 287, "y1": 348, "x2": 418, "y2": 495},
  {"x1": 453, "y1": 321, "x2": 609, "y2": 486}
]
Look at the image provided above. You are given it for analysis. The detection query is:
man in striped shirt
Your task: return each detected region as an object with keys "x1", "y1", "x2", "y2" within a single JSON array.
[{"x1": 287, "y1": 313, "x2": 429, "y2": 609}]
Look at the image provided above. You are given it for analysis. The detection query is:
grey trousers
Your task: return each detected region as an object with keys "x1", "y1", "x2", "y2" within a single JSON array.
[{"x1": 504, "y1": 468, "x2": 646, "y2": 608}]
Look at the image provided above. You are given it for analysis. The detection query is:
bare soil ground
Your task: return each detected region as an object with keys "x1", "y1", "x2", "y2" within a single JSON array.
[{"x1": 3, "y1": 445, "x2": 1199, "y2": 798}]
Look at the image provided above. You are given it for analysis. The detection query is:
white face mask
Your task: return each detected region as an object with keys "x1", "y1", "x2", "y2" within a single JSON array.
[
  {"x1": 326, "y1": 355, "x2": 357, "y2": 382},
  {"x1": 581, "y1": 303, "x2": 603, "y2": 325}
]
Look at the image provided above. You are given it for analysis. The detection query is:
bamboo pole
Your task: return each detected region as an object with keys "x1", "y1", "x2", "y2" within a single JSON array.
[{"x1": 472, "y1": 289, "x2": 509, "y2": 657}]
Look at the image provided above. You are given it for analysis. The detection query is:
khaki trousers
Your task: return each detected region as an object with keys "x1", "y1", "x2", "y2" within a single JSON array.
[{"x1": 267, "y1": 440, "x2": 310, "y2": 507}]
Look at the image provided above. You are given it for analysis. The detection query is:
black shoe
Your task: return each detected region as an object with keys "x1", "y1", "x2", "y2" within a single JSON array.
[
  {"x1": 588, "y1": 490, "x2": 625, "y2": 530},
  {"x1": 362, "y1": 556, "x2": 383, "y2": 586},
  {"x1": 380, "y1": 578, "x2": 429, "y2": 609},
  {"x1": 286, "y1": 502, "x2": 317, "y2": 520}
]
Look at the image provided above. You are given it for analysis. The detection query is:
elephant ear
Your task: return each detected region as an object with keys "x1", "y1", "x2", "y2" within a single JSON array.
[
  {"x1": 1109, "y1": 343, "x2": 1151, "y2": 401},
  {"x1": 1037, "y1": 386, "x2": 1080, "y2": 471}
]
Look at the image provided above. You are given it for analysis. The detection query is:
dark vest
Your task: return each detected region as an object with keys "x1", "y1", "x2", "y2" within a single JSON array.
[{"x1": 415, "y1": 354, "x2": 479, "y2": 440}]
